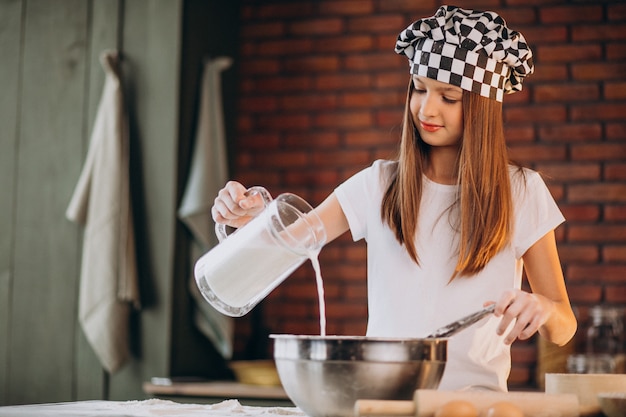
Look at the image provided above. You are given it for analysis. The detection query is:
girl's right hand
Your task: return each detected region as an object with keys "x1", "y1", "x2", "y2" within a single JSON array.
[{"x1": 211, "y1": 181, "x2": 267, "y2": 229}]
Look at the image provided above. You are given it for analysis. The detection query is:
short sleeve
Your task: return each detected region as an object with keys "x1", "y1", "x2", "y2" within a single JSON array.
[
  {"x1": 512, "y1": 169, "x2": 565, "y2": 259},
  {"x1": 334, "y1": 160, "x2": 394, "y2": 242}
]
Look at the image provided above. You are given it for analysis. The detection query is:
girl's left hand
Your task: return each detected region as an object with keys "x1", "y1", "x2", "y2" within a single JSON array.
[{"x1": 488, "y1": 289, "x2": 555, "y2": 345}]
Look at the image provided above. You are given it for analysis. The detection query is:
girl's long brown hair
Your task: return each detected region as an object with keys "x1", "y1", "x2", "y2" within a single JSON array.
[{"x1": 381, "y1": 79, "x2": 513, "y2": 278}]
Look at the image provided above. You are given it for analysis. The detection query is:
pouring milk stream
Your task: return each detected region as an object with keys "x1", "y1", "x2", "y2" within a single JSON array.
[{"x1": 194, "y1": 187, "x2": 328, "y2": 335}]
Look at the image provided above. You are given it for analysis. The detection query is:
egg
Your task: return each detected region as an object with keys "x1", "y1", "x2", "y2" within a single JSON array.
[
  {"x1": 434, "y1": 400, "x2": 479, "y2": 417},
  {"x1": 483, "y1": 401, "x2": 524, "y2": 417}
]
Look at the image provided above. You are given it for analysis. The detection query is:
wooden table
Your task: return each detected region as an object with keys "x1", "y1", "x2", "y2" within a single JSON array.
[{"x1": 143, "y1": 379, "x2": 293, "y2": 407}]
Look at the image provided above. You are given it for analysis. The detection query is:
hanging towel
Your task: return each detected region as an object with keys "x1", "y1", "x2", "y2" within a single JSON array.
[
  {"x1": 66, "y1": 50, "x2": 140, "y2": 373},
  {"x1": 178, "y1": 56, "x2": 233, "y2": 359}
]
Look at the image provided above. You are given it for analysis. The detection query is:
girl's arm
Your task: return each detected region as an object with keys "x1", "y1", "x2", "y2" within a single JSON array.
[
  {"x1": 212, "y1": 183, "x2": 350, "y2": 244},
  {"x1": 313, "y1": 192, "x2": 351, "y2": 243},
  {"x1": 493, "y1": 230, "x2": 577, "y2": 346}
]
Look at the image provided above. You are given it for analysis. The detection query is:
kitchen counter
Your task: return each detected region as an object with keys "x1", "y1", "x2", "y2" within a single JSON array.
[
  {"x1": 0, "y1": 398, "x2": 303, "y2": 417},
  {"x1": 143, "y1": 379, "x2": 293, "y2": 407}
]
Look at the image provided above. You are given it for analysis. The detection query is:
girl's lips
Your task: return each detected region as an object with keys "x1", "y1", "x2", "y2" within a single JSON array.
[{"x1": 420, "y1": 121, "x2": 442, "y2": 132}]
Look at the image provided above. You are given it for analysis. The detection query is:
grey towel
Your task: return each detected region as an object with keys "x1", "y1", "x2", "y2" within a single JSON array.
[
  {"x1": 178, "y1": 57, "x2": 233, "y2": 358},
  {"x1": 66, "y1": 50, "x2": 139, "y2": 373}
]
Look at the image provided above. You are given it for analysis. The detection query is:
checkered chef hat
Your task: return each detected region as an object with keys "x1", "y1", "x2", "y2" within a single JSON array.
[{"x1": 395, "y1": 5, "x2": 534, "y2": 102}]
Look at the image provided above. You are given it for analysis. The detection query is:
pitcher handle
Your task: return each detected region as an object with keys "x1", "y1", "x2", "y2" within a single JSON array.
[{"x1": 215, "y1": 186, "x2": 273, "y2": 242}]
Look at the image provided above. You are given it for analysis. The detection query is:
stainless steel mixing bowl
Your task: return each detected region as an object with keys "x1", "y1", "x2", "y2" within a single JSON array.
[{"x1": 271, "y1": 335, "x2": 447, "y2": 417}]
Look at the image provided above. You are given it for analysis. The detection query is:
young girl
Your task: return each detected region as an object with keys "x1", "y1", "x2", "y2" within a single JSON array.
[{"x1": 211, "y1": 5, "x2": 577, "y2": 391}]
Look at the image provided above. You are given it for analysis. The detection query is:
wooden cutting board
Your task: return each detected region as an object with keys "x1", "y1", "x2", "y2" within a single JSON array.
[{"x1": 355, "y1": 389, "x2": 603, "y2": 417}]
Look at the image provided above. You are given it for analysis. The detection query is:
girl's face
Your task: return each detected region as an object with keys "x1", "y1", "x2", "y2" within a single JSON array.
[{"x1": 410, "y1": 75, "x2": 464, "y2": 149}]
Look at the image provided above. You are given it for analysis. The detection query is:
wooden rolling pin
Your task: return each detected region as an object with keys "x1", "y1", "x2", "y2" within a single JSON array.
[{"x1": 355, "y1": 389, "x2": 588, "y2": 417}]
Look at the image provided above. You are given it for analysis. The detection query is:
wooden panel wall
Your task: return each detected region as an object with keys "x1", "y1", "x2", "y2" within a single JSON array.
[{"x1": 0, "y1": 0, "x2": 183, "y2": 405}]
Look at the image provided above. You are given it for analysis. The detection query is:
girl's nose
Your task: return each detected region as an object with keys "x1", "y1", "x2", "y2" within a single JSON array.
[{"x1": 419, "y1": 93, "x2": 438, "y2": 118}]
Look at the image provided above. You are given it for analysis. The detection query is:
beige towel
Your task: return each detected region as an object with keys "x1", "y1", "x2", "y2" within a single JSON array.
[
  {"x1": 178, "y1": 57, "x2": 233, "y2": 358},
  {"x1": 66, "y1": 50, "x2": 140, "y2": 373}
]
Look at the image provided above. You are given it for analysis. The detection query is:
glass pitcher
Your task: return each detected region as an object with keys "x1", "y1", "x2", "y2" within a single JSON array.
[{"x1": 194, "y1": 187, "x2": 327, "y2": 317}]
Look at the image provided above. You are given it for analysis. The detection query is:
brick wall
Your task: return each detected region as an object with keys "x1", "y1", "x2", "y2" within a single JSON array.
[{"x1": 230, "y1": 0, "x2": 626, "y2": 388}]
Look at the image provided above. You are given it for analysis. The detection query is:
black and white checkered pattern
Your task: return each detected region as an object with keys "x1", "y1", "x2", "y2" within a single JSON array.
[{"x1": 395, "y1": 5, "x2": 534, "y2": 102}]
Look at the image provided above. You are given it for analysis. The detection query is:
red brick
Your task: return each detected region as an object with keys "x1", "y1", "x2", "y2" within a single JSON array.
[
  {"x1": 505, "y1": 105, "x2": 567, "y2": 123},
  {"x1": 311, "y1": 149, "x2": 371, "y2": 167},
  {"x1": 572, "y1": 63, "x2": 626, "y2": 81},
  {"x1": 344, "y1": 52, "x2": 406, "y2": 71},
  {"x1": 609, "y1": 3, "x2": 626, "y2": 20},
  {"x1": 250, "y1": 76, "x2": 313, "y2": 93},
  {"x1": 568, "y1": 225, "x2": 626, "y2": 243},
  {"x1": 377, "y1": 0, "x2": 437, "y2": 14},
  {"x1": 535, "y1": 44, "x2": 602, "y2": 62},
  {"x1": 528, "y1": 64, "x2": 568, "y2": 82},
  {"x1": 375, "y1": 71, "x2": 410, "y2": 89},
  {"x1": 325, "y1": 301, "x2": 367, "y2": 319},
  {"x1": 568, "y1": 183, "x2": 626, "y2": 203},
  {"x1": 607, "y1": 43, "x2": 626, "y2": 60},
  {"x1": 605, "y1": 205, "x2": 626, "y2": 221},
  {"x1": 315, "y1": 73, "x2": 372, "y2": 90},
  {"x1": 313, "y1": 35, "x2": 375, "y2": 53},
  {"x1": 606, "y1": 286, "x2": 626, "y2": 304},
  {"x1": 604, "y1": 246, "x2": 626, "y2": 263},
  {"x1": 375, "y1": 109, "x2": 404, "y2": 127},
  {"x1": 288, "y1": 18, "x2": 344, "y2": 36},
  {"x1": 234, "y1": 170, "x2": 281, "y2": 189},
  {"x1": 607, "y1": 123, "x2": 626, "y2": 140},
  {"x1": 284, "y1": 56, "x2": 341, "y2": 73},
  {"x1": 240, "y1": 22, "x2": 285, "y2": 38},
  {"x1": 566, "y1": 284, "x2": 603, "y2": 304},
  {"x1": 255, "y1": 113, "x2": 312, "y2": 131},
  {"x1": 572, "y1": 103, "x2": 626, "y2": 121},
  {"x1": 606, "y1": 164, "x2": 626, "y2": 181},
  {"x1": 506, "y1": 0, "x2": 561, "y2": 5},
  {"x1": 375, "y1": 33, "x2": 403, "y2": 52},
  {"x1": 283, "y1": 131, "x2": 341, "y2": 149},
  {"x1": 340, "y1": 91, "x2": 404, "y2": 108},
  {"x1": 516, "y1": 26, "x2": 568, "y2": 44},
  {"x1": 237, "y1": 114, "x2": 253, "y2": 133},
  {"x1": 279, "y1": 93, "x2": 338, "y2": 111},
  {"x1": 319, "y1": 262, "x2": 367, "y2": 280},
  {"x1": 238, "y1": 96, "x2": 279, "y2": 113},
  {"x1": 238, "y1": 59, "x2": 281, "y2": 75},
  {"x1": 345, "y1": 129, "x2": 398, "y2": 147},
  {"x1": 344, "y1": 283, "x2": 367, "y2": 299},
  {"x1": 315, "y1": 110, "x2": 373, "y2": 129},
  {"x1": 539, "y1": 5, "x2": 603, "y2": 24},
  {"x1": 573, "y1": 23, "x2": 626, "y2": 42},
  {"x1": 558, "y1": 244, "x2": 599, "y2": 263},
  {"x1": 318, "y1": 0, "x2": 375, "y2": 15},
  {"x1": 568, "y1": 265, "x2": 626, "y2": 282},
  {"x1": 508, "y1": 145, "x2": 567, "y2": 163},
  {"x1": 504, "y1": 88, "x2": 531, "y2": 105},
  {"x1": 238, "y1": 133, "x2": 281, "y2": 149},
  {"x1": 244, "y1": 39, "x2": 313, "y2": 57},
  {"x1": 571, "y1": 143, "x2": 626, "y2": 161},
  {"x1": 347, "y1": 15, "x2": 407, "y2": 34},
  {"x1": 499, "y1": 7, "x2": 536, "y2": 25},
  {"x1": 534, "y1": 83, "x2": 599, "y2": 102},
  {"x1": 504, "y1": 125, "x2": 535, "y2": 143},
  {"x1": 560, "y1": 204, "x2": 602, "y2": 222},
  {"x1": 538, "y1": 124, "x2": 602, "y2": 142},
  {"x1": 248, "y1": 3, "x2": 315, "y2": 19},
  {"x1": 536, "y1": 163, "x2": 601, "y2": 182},
  {"x1": 604, "y1": 82, "x2": 626, "y2": 100},
  {"x1": 253, "y1": 151, "x2": 311, "y2": 168},
  {"x1": 373, "y1": 147, "x2": 398, "y2": 161}
]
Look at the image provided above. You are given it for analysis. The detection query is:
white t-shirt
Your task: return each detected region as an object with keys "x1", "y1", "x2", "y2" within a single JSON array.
[{"x1": 334, "y1": 159, "x2": 565, "y2": 391}]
